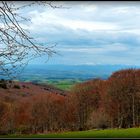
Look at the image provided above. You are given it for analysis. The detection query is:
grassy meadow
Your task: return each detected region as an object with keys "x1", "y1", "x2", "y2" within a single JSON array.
[
  {"x1": 1, "y1": 128, "x2": 140, "y2": 138},
  {"x1": 47, "y1": 79, "x2": 82, "y2": 91}
]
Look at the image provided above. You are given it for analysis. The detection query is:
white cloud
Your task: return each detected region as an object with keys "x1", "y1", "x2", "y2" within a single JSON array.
[
  {"x1": 23, "y1": 2, "x2": 140, "y2": 35},
  {"x1": 80, "y1": 4, "x2": 97, "y2": 12},
  {"x1": 59, "y1": 20, "x2": 119, "y2": 31},
  {"x1": 21, "y1": 2, "x2": 140, "y2": 34},
  {"x1": 112, "y1": 7, "x2": 132, "y2": 14},
  {"x1": 119, "y1": 29, "x2": 140, "y2": 35},
  {"x1": 27, "y1": 9, "x2": 120, "y2": 32},
  {"x1": 17, "y1": 2, "x2": 140, "y2": 65},
  {"x1": 112, "y1": 6, "x2": 140, "y2": 15},
  {"x1": 58, "y1": 43, "x2": 128, "y2": 54}
]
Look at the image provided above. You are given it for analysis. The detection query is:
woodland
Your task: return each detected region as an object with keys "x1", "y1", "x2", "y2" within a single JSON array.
[{"x1": 0, "y1": 69, "x2": 140, "y2": 134}]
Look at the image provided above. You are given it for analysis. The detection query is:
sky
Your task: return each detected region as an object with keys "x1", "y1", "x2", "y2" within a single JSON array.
[{"x1": 18, "y1": 1, "x2": 140, "y2": 66}]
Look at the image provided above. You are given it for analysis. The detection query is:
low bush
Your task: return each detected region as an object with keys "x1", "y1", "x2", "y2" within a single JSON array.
[
  {"x1": 13, "y1": 85, "x2": 20, "y2": 89},
  {"x1": 0, "y1": 83, "x2": 7, "y2": 89}
]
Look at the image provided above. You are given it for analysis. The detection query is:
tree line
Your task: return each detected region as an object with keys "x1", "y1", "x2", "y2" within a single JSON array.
[{"x1": 0, "y1": 68, "x2": 140, "y2": 134}]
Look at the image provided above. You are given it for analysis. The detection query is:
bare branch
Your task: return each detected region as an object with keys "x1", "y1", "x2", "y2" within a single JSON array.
[{"x1": 0, "y1": 1, "x2": 59, "y2": 79}]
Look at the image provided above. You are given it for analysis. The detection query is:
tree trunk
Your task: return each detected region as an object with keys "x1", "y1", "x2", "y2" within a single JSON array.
[
  {"x1": 132, "y1": 95, "x2": 135, "y2": 127},
  {"x1": 119, "y1": 116, "x2": 123, "y2": 128}
]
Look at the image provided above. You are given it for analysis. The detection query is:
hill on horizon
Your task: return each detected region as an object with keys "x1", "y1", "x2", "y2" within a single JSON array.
[{"x1": 14, "y1": 64, "x2": 140, "y2": 82}]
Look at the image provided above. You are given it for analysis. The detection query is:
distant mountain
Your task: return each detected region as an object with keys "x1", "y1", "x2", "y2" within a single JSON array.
[{"x1": 15, "y1": 64, "x2": 140, "y2": 82}]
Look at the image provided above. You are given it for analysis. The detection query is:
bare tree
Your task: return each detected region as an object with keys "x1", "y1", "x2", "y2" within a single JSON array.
[{"x1": 0, "y1": 1, "x2": 59, "y2": 79}]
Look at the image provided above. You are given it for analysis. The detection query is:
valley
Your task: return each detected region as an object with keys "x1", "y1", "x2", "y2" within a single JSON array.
[{"x1": 15, "y1": 64, "x2": 138, "y2": 90}]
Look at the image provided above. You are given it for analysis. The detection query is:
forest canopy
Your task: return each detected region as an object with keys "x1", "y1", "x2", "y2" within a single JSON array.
[{"x1": 0, "y1": 69, "x2": 139, "y2": 134}]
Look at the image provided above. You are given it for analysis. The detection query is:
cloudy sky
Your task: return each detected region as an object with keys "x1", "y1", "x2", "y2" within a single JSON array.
[{"x1": 19, "y1": 1, "x2": 140, "y2": 65}]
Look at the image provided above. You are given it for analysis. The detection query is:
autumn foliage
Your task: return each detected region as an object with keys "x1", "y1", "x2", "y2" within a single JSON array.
[{"x1": 0, "y1": 69, "x2": 140, "y2": 134}]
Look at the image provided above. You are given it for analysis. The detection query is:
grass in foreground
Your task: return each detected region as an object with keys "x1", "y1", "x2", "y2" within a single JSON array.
[{"x1": 1, "y1": 127, "x2": 140, "y2": 138}]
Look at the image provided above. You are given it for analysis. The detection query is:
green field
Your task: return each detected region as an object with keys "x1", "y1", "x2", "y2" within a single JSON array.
[
  {"x1": 1, "y1": 128, "x2": 140, "y2": 138},
  {"x1": 47, "y1": 79, "x2": 83, "y2": 91},
  {"x1": 20, "y1": 78, "x2": 83, "y2": 91}
]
